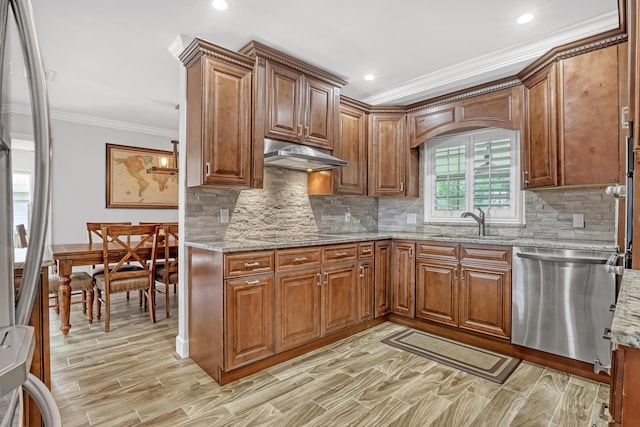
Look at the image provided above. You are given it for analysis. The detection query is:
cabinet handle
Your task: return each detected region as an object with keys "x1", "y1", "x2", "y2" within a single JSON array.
[
  {"x1": 294, "y1": 257, "x2": 308, "y2": 263},
  {"x1": 336, "y1": 252, "x2": 348, "y2": 257},
  {"x1": 205, "y1": 162, "x2": 211, "y2": 177},
  {"x1": 454, "y1": 269, "x2": 458, "y2": 280},
  {"x1": 409, "y1": 246, "x2": 413, "y2": 258},
  {"x1": 298, "y1": 124, "x2": 302, "y2": 136},
  {"x1": 324, "y1": 272, "x2": 328, "y2": 285},
  {"x1": 305, "y1": 126, "x2": 309, "y2": 137},
  {"x1": 362, "y1": 248, "x2": 372, "y2": 254},
  {"x1": 460, "y1": 268, "x2": 465, "y2": 280},
  {"x1": 245, "y1": 279, "x2": 261, "y2": 286},
  {"x1": 400, "y1": 181, "x2": 404, "y2": 192},
  {"x1": 359, "y1": 266, "x2": 364, "y2": 278},
  {"x1": 317, "y1": 272, "x2": 322, "y2": 286},
  {"x1": 244, "y1": 261, "x2": 260, "y2": 268}
]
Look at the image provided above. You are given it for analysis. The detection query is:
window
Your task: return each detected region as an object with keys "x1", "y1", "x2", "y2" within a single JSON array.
[{"x1": 424, "y1": 127, "x2": 523, "y2": 224}]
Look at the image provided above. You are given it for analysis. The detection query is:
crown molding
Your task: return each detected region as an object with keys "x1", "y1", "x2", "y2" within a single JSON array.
[
  {"x1": 362, "y1": 11, "x2": 619, "y2": 105},
  {"x1": 3, "y1": 104, "x2": 179, "y2": 138},
  {"x1": 168, "y1": 34, "x2": 194, "y2": 59}
]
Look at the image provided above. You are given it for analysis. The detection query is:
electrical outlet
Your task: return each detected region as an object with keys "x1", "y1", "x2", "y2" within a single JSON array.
[
  {"x1": 345, "y1": 209, "x2": 351, "y2": 223},
  {"x1": 220, "y1": 208, "x2": 229, "y2": 224},
  {"x1": 407, "y1": 213, "x2": 417, "y2": 224},
  {"x1": 573, "y1": 213, "x2": 585, "y2": 228}
]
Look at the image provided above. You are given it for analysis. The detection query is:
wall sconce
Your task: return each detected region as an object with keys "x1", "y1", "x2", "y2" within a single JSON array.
[{"x1": 147, "y1": 140, "x2": 179, "y2": 175}]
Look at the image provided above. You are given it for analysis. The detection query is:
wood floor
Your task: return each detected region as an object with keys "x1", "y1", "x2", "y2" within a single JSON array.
[{"x1": 50, "y1": 292, "x2": 610, "y2": 426}]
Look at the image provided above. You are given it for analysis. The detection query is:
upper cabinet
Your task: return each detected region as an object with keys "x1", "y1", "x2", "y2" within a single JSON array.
[
  {"x1": 521, "y1": 43, "x2": 625, "y2": 189},
  {"x1": 180, "y1": 38, "x2": 257, "y2": 189},
  {"x1": 240, "y1": 41, "x2": 345, "y2": 151},
  {"x1": 265, "y1": 61, "x2": 338, "y2": 149},
  {"x1": 369, "y1": 114, "x2": 409, "y2": 197},
  {"x1": 333, "y1": 104, "x2": 368, "y2": 195},
  {"x1": 407, "y1": 86, "x2": 523, "y2": 148}
]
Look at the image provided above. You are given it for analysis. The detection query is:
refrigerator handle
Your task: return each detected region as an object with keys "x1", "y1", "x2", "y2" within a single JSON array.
[{"x1": 10, "y1": 0, "x2": 52, "y2": 326}]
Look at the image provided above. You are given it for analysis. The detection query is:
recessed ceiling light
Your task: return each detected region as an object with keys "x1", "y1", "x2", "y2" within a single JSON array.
[
  {"x1": 211, "y1": 0, "x2": 228, "y2": 10},
  {"x1": 364, "y1": 74, "x2": 375, "y2": 81},
  {"x1": 517, "y1": 13, "x2": 533, "y2": 24}
]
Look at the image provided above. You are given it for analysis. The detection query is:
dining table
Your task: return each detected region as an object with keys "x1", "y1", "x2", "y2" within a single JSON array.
[{"x1": 50, "y1": 236, "x2": 178, "y2": 335}]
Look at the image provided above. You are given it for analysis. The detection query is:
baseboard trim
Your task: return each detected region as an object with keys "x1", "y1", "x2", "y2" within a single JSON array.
[{"x1": 176, "y1": 335, "x2": 189, "y2": 358}]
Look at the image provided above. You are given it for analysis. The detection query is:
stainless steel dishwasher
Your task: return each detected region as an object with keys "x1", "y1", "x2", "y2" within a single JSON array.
[{"x1": 511, "y1": 247, "x2": 616, "y2": 371}]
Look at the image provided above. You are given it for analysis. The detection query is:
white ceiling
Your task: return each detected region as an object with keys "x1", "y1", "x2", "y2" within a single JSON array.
[{"x1": 2, "y1": 0, "x2": 620, "y2": 134}]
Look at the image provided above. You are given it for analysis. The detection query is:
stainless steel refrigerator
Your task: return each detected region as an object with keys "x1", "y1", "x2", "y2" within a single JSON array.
[{"x1": 0, "y1": 0, "x2": 60, "y2": 425}]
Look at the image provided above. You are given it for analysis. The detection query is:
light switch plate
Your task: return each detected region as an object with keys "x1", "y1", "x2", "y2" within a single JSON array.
[
  {"x1": 407, "y1": 213, "x2": 417, "y2": 224},
  {"x1": 573, "y1": 213, "x2": 585, "y2": 228},
  {"x1": 220, "y1": 208, "x2": 229, "y2": 224}
]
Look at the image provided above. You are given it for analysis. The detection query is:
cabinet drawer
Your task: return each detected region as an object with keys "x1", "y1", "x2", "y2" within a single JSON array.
[
  {"x1": 359, "y1": 242, "x2": 374, "y2": 259},
  {"x1": 417, "y1": 242, "x2": 458, "y2": 261},
  {"x1": 225, "y1": 251, "x2": 275, "y2": 277},
  {"x1": 460, "y1": 244, "x2": 511, "y2": 266},
  {"x1": 323, "y1": 244, "x2": 358, "y2": 264},
  {"x1": 276, "y1": 247, "x2": 322, "y2": 271}
]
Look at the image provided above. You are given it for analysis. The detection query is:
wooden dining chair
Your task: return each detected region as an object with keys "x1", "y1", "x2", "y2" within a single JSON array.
[
  {"x1": 16, "y1": 224, "x2": 28, "y2": 248},
  {"x1": 15, "y1": 223, "x2": 94, "y2": 315},
  {"x1": 153, "y1": 223, "x2": 178, "y2": 318},
  {"x1": 92, "y1": 224, "x2": 159, "y2": 332}
]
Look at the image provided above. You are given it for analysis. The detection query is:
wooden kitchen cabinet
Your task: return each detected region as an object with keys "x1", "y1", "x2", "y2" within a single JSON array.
[
  {"x1": 609, "y1": 345, "x2": 640, "y2": 426},
  {"x1": 275, "y1": 267, "x2": 322, "y2": 352},
  {"x1": 265, "y1": 61, "x2": 337, "y2": 149},
  {"x1": 522, "y1": 63, "x2": 558, "y2": 189},
  {"x1": 374, "y1": 240, "x2": 392, "y2": 317},
  {"x1": 180, "y1": 38, "x2": 256, "y2": 188},
  {"x1": 408, "y1": 86, "x2": 523, "y2": 147},
  {"x1": 415, "y1": 242, "x2": 512, "y2": 339},
  {"x1": 522, "y1": 44, "x2": 623, "y2": 189},
  {"x1": 369, "y1": 114, "x2": 412, "y2": 197},
  {"x1": 225, "y1": 274, "x2": 274, "y2": 368},
  {"x1": 391, "y1": 241, "x2": 416, "y2": 317},
  {"x1": 358, "y1": 259, "x2": 374, "y2": 322},
  {"x1": 322, "y1": 263, "x2": 359, "y2": 334},
  {"x1": 333, "y1": 104, "x2": 368, "y2": 195}
]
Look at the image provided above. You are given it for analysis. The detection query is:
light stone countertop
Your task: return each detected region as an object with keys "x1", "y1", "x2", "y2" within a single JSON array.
[
  {"x1": 611, "y1": 269, "x2": 640, "y2": 349},
  {"x1": 186, "y1": 232, "x2": 618, "y2": 253}
]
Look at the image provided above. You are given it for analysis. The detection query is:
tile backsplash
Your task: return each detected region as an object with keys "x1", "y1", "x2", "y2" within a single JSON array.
[{"x1": 186, "y1": 166, "x2": 616, "y2": 243}]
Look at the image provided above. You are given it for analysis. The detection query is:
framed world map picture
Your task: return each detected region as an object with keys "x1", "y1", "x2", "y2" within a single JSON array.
[{"x1": 106, "y1": 143, "x2": 178, "y2": 209}]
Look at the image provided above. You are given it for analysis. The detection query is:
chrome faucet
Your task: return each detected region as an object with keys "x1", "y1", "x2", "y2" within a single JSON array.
[{"x1": 461, "y1": 207, "x2": 486, "y2": 236}]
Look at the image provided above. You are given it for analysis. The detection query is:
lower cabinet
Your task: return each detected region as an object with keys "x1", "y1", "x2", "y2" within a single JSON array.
[
  {"x1": 358, "y1": 259, "x2": 374, "y2": 322},
  {"x1": 275, "y1": 267, "x2": 322, "y2": 352},
  {"x1": 415, "y1": 242, "x2": 512, "y2": 339},
  {"x1": 391, "y1": 241, "x2": 416, "y2": 317},
  {"x1": 225, "y1": 274, "x2": 275, "y2": 368},
  {"x1": 610, "y1": 345, "x2": 640, "y2": 426},
  {"x1": 322, "y1": 263, "x2": 359, "y2": 335},
  {"x1": 374, "y1": 240, "x2": 392, "y2": 317}
]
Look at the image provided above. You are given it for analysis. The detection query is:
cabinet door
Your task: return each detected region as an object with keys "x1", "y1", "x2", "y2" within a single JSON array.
[
  {"x1": 334, "y1": 106, "x2": 367, "y2": 195},
  {"x1": 522, "y1": 63, "x2": 558, "y2": 189},
  {"x1": 303, "y1": 77, "x2": 335, "y2": 149},
  {"x1": 458, "y1": 264, "x2": 511, "y2": 339},
  {"x1": 391, "y1": 241, "x2": 415, "y2": 318},
  {"x1": 198, "y1": 57, "x2": 252, "y2": 187},
  {"x1": 369, "y1": 114, "x2": 407, "y2": 196},
  {"x1": 322, "y1": 263, "x2": 358, "y2": 335},
  {"x1": 225, "y1": 275, "x2": 274, "y2": 368},
  {"x1": 358, "y1": 260, "x2": 374, "y2": 322},
  {"x1": 275, "y1": 268, "x2": 322, "y2": 351},
  {"x1": 416, "y1": 259, "x2": 458, "y2": 327},
  {"x1": 374, "y1": 241, "x2": 392, "y2": 317},
  {"x1": 265, "y1": 61, "x2": 303, "y2": 143},
  {"x1": 560, "y1": 45, "x2": 620, "y2": 185}
]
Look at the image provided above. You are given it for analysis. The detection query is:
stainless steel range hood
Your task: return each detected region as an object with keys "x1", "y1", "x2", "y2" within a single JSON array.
[{"x1": 263, "y1": 139, "x2": 348, "y2": 171}]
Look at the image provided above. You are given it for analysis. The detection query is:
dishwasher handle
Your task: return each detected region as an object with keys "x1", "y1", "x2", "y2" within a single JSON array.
[{"x1": 516, "y1": 252, "x2": 609, "y2": 264}]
